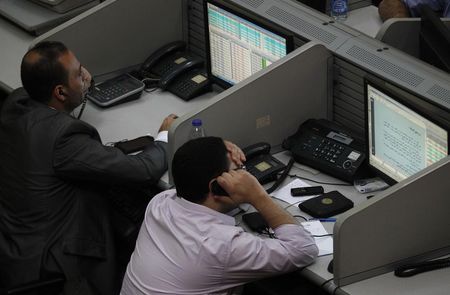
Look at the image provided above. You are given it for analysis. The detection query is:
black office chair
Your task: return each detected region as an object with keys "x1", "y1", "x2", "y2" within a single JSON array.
[{"x1": 0, "y1": 277, "x2": 65, "y2": 295}]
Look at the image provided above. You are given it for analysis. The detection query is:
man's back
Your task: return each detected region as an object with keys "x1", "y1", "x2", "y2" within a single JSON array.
[
  {"x1": 121, "y1": 190, "x2": 318, "y2": 295},
  {"x1": 0, "y1": 88, "x2": 118, "y2": 292}
]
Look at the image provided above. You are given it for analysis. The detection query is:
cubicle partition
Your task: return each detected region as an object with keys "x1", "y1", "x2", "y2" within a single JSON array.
[
  {"x1": 186, "y1": 0, "x2": 450, "y2": 142},
  {"x1": 33, "y1": 0, "x2": 184, "y2": 79},
  {"x1": 168, "y1": 43, "x2": 332, "y2": 179},
  {"x1": 376, "y1": 17, "x2": 450, "y2": 58},
  {"x1": 333, "y1": 157, "x2": 450, "y2": 286}
]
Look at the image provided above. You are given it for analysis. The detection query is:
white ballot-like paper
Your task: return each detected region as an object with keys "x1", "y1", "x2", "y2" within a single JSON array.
[{"x1": 301, "y1": 220, "x2": 333, "y2": 256}]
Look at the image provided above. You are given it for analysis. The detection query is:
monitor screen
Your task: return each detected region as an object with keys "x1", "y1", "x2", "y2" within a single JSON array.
[
  {"x1": 205, "y1": 0, "x2": 293, "y2": 88},
  {"x1": 366, "y1": 80, "x2": 449, "y2": 183}
]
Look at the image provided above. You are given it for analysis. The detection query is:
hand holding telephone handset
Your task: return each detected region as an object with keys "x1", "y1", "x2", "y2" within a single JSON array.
[{"x1": 211, "y1": 142, "x2": 294, "y2": 196}]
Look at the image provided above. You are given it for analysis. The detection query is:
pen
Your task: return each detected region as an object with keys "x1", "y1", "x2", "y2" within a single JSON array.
[{"x1": 310, "y1": 218, "x2": 337, "y2": 222}]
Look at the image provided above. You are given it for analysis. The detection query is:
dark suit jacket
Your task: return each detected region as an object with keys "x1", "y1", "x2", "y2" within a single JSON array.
[{"x1": 0, "y1": 89, "x2": 168, "y2": 294}]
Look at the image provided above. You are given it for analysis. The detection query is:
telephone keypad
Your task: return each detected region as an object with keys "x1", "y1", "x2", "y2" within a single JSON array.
[
  {"x1": 87, "y1": 74, "x2": 145, "y2": 107},
  {"x1": 304, "y1": 138, "x2": 350, "y2": 167}
]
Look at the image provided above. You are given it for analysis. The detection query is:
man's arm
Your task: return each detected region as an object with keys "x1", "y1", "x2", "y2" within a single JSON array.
[
  {"x1": 215, "y1": 170, "x2": 318, "y2": 284},
  {"x1": 218, "y1": 170, "x2": 297, "y2": 229},
  {"x1": 52, "y1": 116, "x2": 176, "y2": 186},
  {"x1": 379, "y1": 0, "x2": 410, "y2": 21}
]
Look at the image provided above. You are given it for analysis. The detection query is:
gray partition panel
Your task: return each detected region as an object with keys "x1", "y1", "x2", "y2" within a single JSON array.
[
  {"x1": 333, "y1": 157, "x2": 450, "y2": 286},
  {"x1": 168, "y1": 43, "x2": 332, "y2": 181},
  {"x1": 33, "y1": 0, "x2": 183, "y2": 77},
  {"x1": 187, "y1": 0, "x2": 450, "y2": 145},
  {"x1": 376, "y1": 17, "x2": 450, "y2": 58}
]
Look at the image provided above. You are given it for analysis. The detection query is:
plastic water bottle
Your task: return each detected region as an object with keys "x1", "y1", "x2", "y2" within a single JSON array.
[
  {"x1": 330, "y1": 0, "x2": 348, "y2": 22},
  {"x1": 189, "y1": 119, "x2": 206, "y2": 139}
]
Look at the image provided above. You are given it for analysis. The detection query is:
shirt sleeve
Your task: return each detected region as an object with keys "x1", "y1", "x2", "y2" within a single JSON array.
[
  {"x1": 222, "y1": 224, "x2": 318, "y2": 283},
  {"x1": 155, "y1": 131, "x2": 168, "y2": 143},
  {"x1": 53, "y1": 120, "x2": 168, "y2": 186}
]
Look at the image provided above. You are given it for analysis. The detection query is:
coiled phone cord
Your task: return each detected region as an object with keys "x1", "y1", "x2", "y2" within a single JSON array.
[{"x1": 266, "y1": 158, "x2": 295, "y2": 194}]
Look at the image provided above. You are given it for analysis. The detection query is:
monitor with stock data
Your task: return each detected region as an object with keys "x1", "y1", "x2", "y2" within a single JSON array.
[{"x1": 204, "y1": 0, "x2": 293, "y2": 88}]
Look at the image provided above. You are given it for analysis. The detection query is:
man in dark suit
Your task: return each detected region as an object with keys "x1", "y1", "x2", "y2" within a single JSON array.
[{"x1": 0, "y1": 41, "x2": 176, "y2": 294}]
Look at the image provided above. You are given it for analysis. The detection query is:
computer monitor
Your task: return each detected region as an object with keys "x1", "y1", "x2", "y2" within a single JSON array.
[
  {"x1": 204, "y1": 0, "x2": 294, "y2": 88},
  {"x1": 419, "y1": 4, "x2": 450, "y2": 73},
  {"x1": 365, "y1": 78, "x2": 449, "y2": 184}
]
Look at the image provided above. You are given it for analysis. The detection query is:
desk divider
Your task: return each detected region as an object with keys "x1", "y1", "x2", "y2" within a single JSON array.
[
  {"x1": 376, "y1": 18, "x2": 450, "y2": 58},
  {"x1": 168, "y1": 43, "x2": 332, "y2": 182},
  {"x1": 33, "y1": 0, "x2": 184, "y2": 78},
  {"x1": 333, "y1": 156, "x2": 450, "y2": 286}
]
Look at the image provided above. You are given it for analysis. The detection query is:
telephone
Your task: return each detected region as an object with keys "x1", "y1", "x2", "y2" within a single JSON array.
[
  {"x1": 30, "y1": 0, "x2": 98, "y2": 13},
  {"x1": 132, "y1": 41, "x2": 211, "y2": 101},
  {"x1": 243, "y1": 142, "x2": 287, "y2": 184},
  {"x1": 211, "y1": 142, "x2": 288, "y2": 197},
  {"x1": 283, "y1": 119, "x2": 366, "y2": 182}
]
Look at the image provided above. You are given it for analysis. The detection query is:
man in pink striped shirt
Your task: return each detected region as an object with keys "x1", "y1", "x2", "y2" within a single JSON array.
[{"x1": 121, "y1": 137, "x2": 318, "y2": 295}]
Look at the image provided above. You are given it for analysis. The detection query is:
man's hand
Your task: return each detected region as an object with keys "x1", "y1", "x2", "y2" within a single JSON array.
[
  {"x1": 216, "y1": 169, "x2": 267, "y2": 205},
  {"x1": 379, "y1": 0, "x2": 410, "y2": 21},
  {"x1": 159, "y1": 114, "x2": 178, "y2": 132},
  {"x1": 224, "y1": 140, "x2": 246, "y2": 167},
  {"x1": 217, "y1": 169, "x2": 297, "y2": 228}
]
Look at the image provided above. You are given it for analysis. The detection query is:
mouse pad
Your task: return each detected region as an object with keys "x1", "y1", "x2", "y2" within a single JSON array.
[{"x1": 298, "y1": 191, "x2": 353, "y2": 218}]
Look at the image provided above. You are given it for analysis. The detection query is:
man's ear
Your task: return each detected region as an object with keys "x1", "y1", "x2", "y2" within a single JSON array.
[{"x1": 53, "y1": 85, "x2": 66, "y2": 102}]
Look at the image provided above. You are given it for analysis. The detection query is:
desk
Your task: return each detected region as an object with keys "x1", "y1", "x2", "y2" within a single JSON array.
[
  {"x1": 344, "y1": 5, "x2": 383, "y2": 38},
  {"x1": 271, "y1": 151, "x2": 365, "y2": 287},
  {"x1": 81, "y1": 89, "x2": 216, "y2": 144},
  {"x1": 0, "y1": 17, "x2": 34, "y2": 92},
  {"x1": 261, "y1": 151, "x2": 450, "y2": 295},
  {"x1": 81, "y1": 88, "x2": 217, "y2": 188}
]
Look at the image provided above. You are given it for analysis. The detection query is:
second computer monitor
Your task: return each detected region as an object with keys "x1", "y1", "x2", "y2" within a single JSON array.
[
  {"x1": 204, "y1": 0, "x2": 293, "y2": 88},
  {"x1": 365, "y1": 78, "x2": 449, "y2": 184}
]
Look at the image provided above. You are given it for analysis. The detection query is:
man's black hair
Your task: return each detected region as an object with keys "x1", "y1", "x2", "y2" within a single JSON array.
[
  {"x1": 172, "y1": 137, "x2": 229, "y2": 203},
  {"x1": 20, "y1": 41, "x2": 69, "y2": 103}
]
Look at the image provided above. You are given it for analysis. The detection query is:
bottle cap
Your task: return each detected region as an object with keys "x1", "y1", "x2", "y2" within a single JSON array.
[{"x1": 192, "y1": 119, "x2": 202, "y2": 127}]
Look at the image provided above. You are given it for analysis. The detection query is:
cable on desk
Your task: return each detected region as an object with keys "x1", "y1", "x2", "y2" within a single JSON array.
[
  {"x1": 287, "y1": 174, "x2": 353, "y2": 186},
  {"x1": 313, "y1": 233, "x2": 333, "y2": 237},
  {"x1": 282, "y1": 200, "x2": 303, "y2": 210},
  {"x1": 292, "y1": 215, "x2": 308, "y2": 221},
  {"x1": 394, "y1": 257, "x2": 450, "y2": 277},
  {"x1": 266, "y1": 158, "x2": 295, "y2": 194}
]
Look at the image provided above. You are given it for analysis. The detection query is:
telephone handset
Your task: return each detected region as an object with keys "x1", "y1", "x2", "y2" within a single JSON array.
[
  {"x1": 158, "y1": 58, "x2": 203, "y2": 90},
  {"x1": 140, "y1": 41, "x2": 186, "y2": 76},
  {"x1": 211, "y1": 142, "x2": 288, "y2": 197},
  {"x1": 133, "y1": 40, "x2": 211, "y2": 100}
]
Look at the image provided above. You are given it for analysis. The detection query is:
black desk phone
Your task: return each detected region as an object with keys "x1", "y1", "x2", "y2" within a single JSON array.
[
  {"x1": 87, "y1": 74, "x2": 145, "y2": 107},
  {"x1": 243, "y1": 142, "x2": 287, "y2": 184},
  {"x1": 283, "y1": 119, "x2": 366, "y2": 182},
  {"x1": 131, "y1": 41, "x2": 211, "y2": 101},
  {"x1": 211, "y1": 142, "x2": 287, "y2": 196}
]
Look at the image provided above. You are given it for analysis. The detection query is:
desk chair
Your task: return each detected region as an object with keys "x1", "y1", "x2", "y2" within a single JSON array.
[{"x1": 0, "y1": 277, "x2": 65, "y2": 295}]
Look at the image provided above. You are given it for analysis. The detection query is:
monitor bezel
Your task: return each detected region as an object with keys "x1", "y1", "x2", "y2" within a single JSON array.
[
  {"x1": 203, "y1": 0, "x2": 295, "y2": 89},
  {"x1": 364, "y1": 76, "x2": 450, "y2": 185}
]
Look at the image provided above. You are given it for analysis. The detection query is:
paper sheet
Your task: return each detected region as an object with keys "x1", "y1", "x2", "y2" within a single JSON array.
[
  {"x1": 271, "y1": 179, "x2": 319, "y2": 204},
  {"x1": 301, "y1": 220, "x2": 333, "y2": 256}
]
